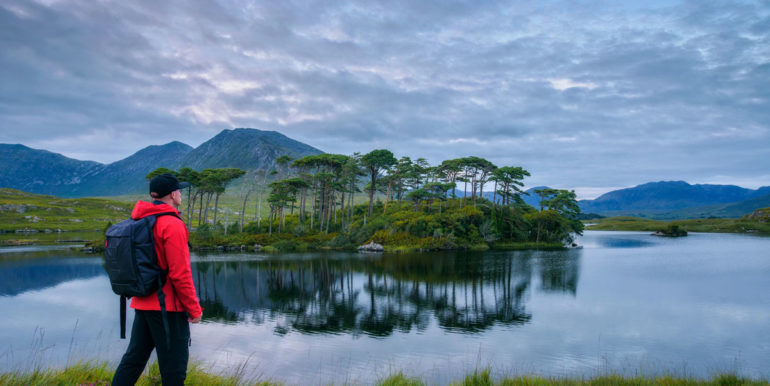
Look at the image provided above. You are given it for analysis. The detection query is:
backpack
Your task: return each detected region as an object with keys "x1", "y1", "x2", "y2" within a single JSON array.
[{"x1": 104, "y1": 212, "x2": 177, "y2": 347}]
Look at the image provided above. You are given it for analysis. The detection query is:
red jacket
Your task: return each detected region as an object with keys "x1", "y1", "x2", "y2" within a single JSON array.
[{"x1": 128, "y1": 201, "x2": 202, "y2": 319}]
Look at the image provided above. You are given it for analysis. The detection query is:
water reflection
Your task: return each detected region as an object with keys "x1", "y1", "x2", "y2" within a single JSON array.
[
  {"x1": 0, "y1": 255, "x2": 103, "y2": 296},
  {"x1": 193, "y1": 250, "x2": 581, "y2": 336},
  {"x1": 593, "y1": 236, "x2": 656, "y2": 248}
]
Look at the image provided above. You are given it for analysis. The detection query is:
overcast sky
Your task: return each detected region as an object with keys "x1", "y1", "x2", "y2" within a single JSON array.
[{"x1": 1, "y1": 0, "x2": 768, "y2": 198}]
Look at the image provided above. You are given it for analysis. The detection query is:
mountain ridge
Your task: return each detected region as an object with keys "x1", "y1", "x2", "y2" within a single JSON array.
[
  {"x1": 0, "y1": 128, "x2": 323, "y2": 197},
  {"x1": 578, "y1": 181, "x2": 770, "y2": 219}
]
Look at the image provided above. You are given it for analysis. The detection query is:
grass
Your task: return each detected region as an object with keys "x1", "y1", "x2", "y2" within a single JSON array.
[
  {"x1": 585, "y1": 215, "x2": 770, "y2": 235},
  {"x1": 1, "y1": 364, "x2": 766, "y2": 385},
  {"x1": 0, "y1": 360, "x2": 274, "y2": 386},
  {"x1": 0, "y1": 188, "x2": 132, "y2": 233}
]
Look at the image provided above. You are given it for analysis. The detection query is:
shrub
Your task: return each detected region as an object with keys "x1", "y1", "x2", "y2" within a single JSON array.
[{"x1": 272, "y1": 239, "x2": 298, "y2": 251}]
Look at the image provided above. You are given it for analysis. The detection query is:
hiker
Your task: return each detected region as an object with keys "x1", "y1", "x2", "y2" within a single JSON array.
[{"x1": 112, "y1": 173, "x2": 203, "y2": 386}]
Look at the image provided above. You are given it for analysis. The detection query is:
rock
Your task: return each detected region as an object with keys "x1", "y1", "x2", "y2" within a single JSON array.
[
  {"x1": 253, "y1": 244, "x2": 262, "y2": 252},
  {"x1": 358, "y1": 241, "x2": 384, "y2": 252}
]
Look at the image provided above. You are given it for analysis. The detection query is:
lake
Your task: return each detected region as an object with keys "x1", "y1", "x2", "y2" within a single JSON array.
[{"x1": 0, "y1": 231, "x2": 768, "y2": 384}]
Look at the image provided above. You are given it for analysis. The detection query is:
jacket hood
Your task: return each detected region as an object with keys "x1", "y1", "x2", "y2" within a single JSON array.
[{"x1": 131, "y1": 201, "x2": 180, "y2": 220}]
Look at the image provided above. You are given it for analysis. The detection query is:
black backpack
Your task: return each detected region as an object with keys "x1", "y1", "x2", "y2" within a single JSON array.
[{"x1": 104, "y1": 212, "x2": 177, "y2": 346}]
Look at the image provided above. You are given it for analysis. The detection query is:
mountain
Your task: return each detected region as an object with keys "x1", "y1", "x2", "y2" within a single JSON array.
[
  {"x1": 0, "y1": 128, "x2": 323, "y2": 197},
  {"x1": 73, "y1": 141, "x2": 193, "y2": 196},
  {"x1": 579, "y1": 181, "x2": 770, "y2": 218},
  {"x1": 0, "y1": 144, "x2": 102, "y2": 197},
  {"x1": 177, "y1": 128, "x2": 322, "y2": 171}
]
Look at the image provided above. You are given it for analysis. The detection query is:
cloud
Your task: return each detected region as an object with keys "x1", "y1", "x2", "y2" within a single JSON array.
[
  {"x1": 1, "y1": 0, "x2": 768, "y2": 193},
  {"x1": 548, "y1": 78, "x2": 598, "y2": 91}
]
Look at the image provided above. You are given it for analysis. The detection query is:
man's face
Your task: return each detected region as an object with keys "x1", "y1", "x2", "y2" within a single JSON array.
[{"x1": 171, "y1": 189, "x2": 182, "y2": 208}]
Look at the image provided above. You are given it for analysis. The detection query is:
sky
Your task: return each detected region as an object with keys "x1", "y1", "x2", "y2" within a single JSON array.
[{"x1": 1, "y1": 0, "x2": 769, "y2": 199}]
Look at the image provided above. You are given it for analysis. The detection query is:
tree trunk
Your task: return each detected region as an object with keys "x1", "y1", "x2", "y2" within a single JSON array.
[
  {"x1": 368, "y1": 173, "x2": 376, "y2": 216},
  {"x1": 310, "y1": 185, "x2": 315, "y2": 229},
  {"x1": 197, "y1": 191, "x2": 204, "y2": 226},
  {"x1": 384, "y1": 179, "x2": 393, "y2": 213},
  {"x1": 240, "y1": 189, "x2": 252, "y2": 233},
  {"x1": 257, "y1": 191, "x2": 263, "y2": 228},
  {"x1": 185, "y1": 188, "x2": 193, "y2": 230},
  {"x1": 203, "y1": 192, "x2": 213, "y2": 225},
  {"x1": 213, "y1": 193, "x2": 220, "y2": 226},
  {"x1": 189, "y1": 190, "x2": 199, "y2": 227},
  {"x1": 492, "y1": 181, "x2": 498, "y2": 205},
  {"x1": 318, "y1": 182, "x2": 325, "y2": 232}
]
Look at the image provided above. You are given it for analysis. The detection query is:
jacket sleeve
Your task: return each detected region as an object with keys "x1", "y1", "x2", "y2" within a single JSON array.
[{"x1": 160, "y1": 218, "x2": 203, "y2": 319}]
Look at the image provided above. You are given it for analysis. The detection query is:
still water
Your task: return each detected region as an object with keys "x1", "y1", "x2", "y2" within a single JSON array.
[{"x1": 1, "y1": 231, "x2": 768, "y2": 383}]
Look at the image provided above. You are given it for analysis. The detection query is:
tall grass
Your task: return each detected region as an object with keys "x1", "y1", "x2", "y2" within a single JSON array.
[
  {"x1": 0, "y1": 360, "x2": 275, "y2": 386},
  {"x1": 1, "y1": 364, "x2": 766, "y2": 385}
]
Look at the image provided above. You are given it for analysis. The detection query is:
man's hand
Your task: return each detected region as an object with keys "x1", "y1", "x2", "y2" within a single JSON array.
[{"x1": 189, "y1": 315, "x2": 202, "y2": 323}]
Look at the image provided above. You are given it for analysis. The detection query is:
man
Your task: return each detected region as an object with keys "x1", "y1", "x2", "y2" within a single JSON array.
[{"x1": 112, "y1": 173, "x2": 203, "y2": 386}]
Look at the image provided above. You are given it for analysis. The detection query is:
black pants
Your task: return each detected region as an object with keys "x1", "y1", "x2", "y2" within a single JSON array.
[{"x1": 112, "y1": 310, "x2": 190, "y2": 386}]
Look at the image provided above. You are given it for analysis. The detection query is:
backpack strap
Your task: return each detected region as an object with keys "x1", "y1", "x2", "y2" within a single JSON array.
[
  {"x1": 150, "y1": 211, "x2": 182, "y2": 350},
  {"x1": 120, "y1": 295, "x2": 127, "y2": 339},
  {"x1": 157, "y1": 275, "x2": 171, "y2": 349}
]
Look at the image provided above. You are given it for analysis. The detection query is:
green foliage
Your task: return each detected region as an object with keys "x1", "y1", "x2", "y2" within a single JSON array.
[
  {"x1": 362, "y1": 149, "x2": 397, "y2": 215},
  {"x1": 0, "y1": 360, "x2": 277, "y2": 386},
  {"x1": 526, "y1": 209, "x2": 580, "y2": 244},
  {"x1": 453, "y1": 369, "x2": 492, "y2": 386},
  {"x1": 378, "y1": 372, "x2": 424, "y2": 386},
  {"x1": 196, "y1": 223, "x2": 214, "y2": 240},
  {"x1": 656, "y1": 224, "x2": 688, "y2": 237},
  {"x1": 145, "y1": 167, "x2": 177, "y2": 180},
  {"x1": 261, "y1": 245, "x2": 278, "y2": 253}
]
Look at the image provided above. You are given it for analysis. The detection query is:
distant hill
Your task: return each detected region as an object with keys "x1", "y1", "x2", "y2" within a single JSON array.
[
  {"x1": 0, "y1": 128, "x2": 323, "y2": 197},
  {"x1": 579, "y1": 181, "x2": 770, "y2": 219},
  {"x1": 0, "y1": 144, "x2": 102, "y2": 197},
  {"x1": 656, "y1": 193, "x2": 770, "y2": 220}
]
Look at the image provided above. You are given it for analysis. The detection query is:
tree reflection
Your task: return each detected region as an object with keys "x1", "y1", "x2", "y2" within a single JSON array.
[{"x1": 192, "y1": 250, "x2": 581, "y2": 336}]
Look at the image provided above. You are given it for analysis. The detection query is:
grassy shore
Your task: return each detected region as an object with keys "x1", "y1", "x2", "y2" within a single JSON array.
[
  {"x1": 0, "y1": 363, "x2": 765, "y2": 385},
  {"x1": 585, "y1": 215, "x2": 770, "y2": 235},
  {"x1": 0, "y1": 188, "x2": 132, "y2": 233}
]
